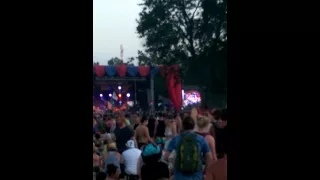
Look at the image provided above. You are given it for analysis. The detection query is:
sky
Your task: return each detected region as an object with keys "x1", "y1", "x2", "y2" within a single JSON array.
[{"x1": 93, "y1": 0, "x2": 143, "y2": 65}]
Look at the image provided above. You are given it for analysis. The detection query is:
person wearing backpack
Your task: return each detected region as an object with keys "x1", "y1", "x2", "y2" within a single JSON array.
[{"x1": 164, "y1": 116, "x2": 213, "y2": 180}]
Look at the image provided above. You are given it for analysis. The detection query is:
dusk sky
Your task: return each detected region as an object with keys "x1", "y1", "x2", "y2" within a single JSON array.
[{"x1": 93, "y1": 0, "x2": 143, "y2": 65}]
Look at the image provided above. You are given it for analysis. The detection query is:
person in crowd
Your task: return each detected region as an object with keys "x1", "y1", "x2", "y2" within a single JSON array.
[
  {"x1": 164, "y1": 114, "x2": 177, "y2": 149},
  {"x1": 175, "y1": 112, "x2": 182, "y2": 134},
  {"x1": 135, "y1": 116, "x2": 153, "y2": 149},
  {"x1": 106, "y1": 164, "x2": 121, "y2": 180},
  {"x1": 195, "y1": 116, "x2": 218, "y2": 168},
  {"x1": 147, "y1": 116, "x2": 157, "y2": 142},
  {"x1": 102, "y1": 142, "x2": 121, "y2": 174},
  {"x1": 95, "y1": 172, "x2": 107, "y2": 180},
  {"x1": 93, "y1": 117, "x2": 99, "y2": 134},
  {"x1": 205, "y1": 139, "x2": 227, "y2": 180},
  {"x1": 125, "y1": 114, "x2": 131, "y2": 126},
  {"x1": 155, "y1": 113, "x2": 166, "y2": 149},
  {"x1": 138, "y1": 143, "x2": 170, "y2": 180},
  {"x1": 133, "y1": 114, "x2": 140, "y2": 130},
  {"x1": 214, "y1": 108, "x2": 227, "y2": 159},
  {"x1": 93, "y1": 146, "x2": 100, "y2": 167},
  {"x1": 121, "y1": 140, "x2": 141, "y2": 180},
  {"x1": 164, "y1": 116, "x2": 212, "y2": 180},
  {"x1": 114, "y1": 114, "x2": 137, "y2": 154}
]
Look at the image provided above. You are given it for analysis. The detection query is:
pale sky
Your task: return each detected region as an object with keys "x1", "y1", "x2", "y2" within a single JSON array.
[{"x1": 93, "y1": 0, "x2": 144, "y2": 65}]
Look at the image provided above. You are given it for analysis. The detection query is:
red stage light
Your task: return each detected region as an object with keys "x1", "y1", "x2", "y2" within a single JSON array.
[{"x1": 118, "y1": 94, "x2": 122, "y2": 98}]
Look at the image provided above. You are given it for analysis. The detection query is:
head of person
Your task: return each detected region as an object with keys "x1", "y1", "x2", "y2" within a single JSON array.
[
  {"x1": 106, "y1": 164, "x2": 120, "y2": 179},
  {"x1": 133, "y1": 113, "x2": 140, "y2": 124},
  {"x1": 140, "y1": 116, "x2": 148, "y2": 126},
  {"x1": 95, "y1": 133, "x2": 101, "y2": 140},
  {"x1": 116, "y1": 113, "x2": 126, "y2": 126},
  {"x1": 213, "y1": 109, "x2": 222, "y2": 121},
  {"x1": 107, "y1": 142, "x2": 117, "y2": 152},
  {"x1": 126, "y1": 140, "x2": 135, "y2": 149},
  {"x1": 182, "y1": 116, "x2": 195, "y2": 131},
  {"x1": 105, "y1": 117, "x2": 113, "y2": 128},
  {"x1": 141, "y1": 143, "x2": 162, "y2": 165},
  {"x1": 197, "y1": 116, "x2": 210, "y2": 130},
  {"x1": 216, "y1": 108, "x2": 227, "y2": 129}
]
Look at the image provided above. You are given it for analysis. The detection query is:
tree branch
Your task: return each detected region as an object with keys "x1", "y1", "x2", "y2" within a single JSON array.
[{"x1": 191, "y1": 0, "x2": 202, "y2": 19}]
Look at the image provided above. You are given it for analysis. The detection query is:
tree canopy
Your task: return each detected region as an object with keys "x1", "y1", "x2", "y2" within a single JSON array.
[
  {"x1": 136, "y1": 0, "x2": 227, "y2": 106},
  {"x1": 107, "y1": 57, "x2": 135, "y2": 66}
]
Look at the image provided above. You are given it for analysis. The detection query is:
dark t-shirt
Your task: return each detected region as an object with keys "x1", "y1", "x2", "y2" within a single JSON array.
[
  {"x1": 147, "y1": 118, "x2": 156, "y2": 137},
  {"x1": 214, "y1": 125, "x2": 227, "y2": 157},
  {"x1": 141, "y1": 161, "x2": 169, "y2": 180},
  {"x1": 114, "y1": 126, "x2": 133, "y2": 153},
  {"x1": 155, "y1": 120, "x2": 165, "y2": 137}
]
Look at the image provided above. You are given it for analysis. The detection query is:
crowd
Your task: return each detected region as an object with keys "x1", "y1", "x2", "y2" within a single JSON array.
[{"x1": 93, "y1": 107, "x2": 227, "y2": 180}]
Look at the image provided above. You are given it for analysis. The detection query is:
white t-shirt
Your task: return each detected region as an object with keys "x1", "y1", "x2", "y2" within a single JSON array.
[{"x1": 121, "y1": 148, "x2": 142, "y2": 175}]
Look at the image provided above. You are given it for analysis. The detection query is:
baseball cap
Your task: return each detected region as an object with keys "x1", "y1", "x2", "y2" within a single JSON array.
[{"x1": 126, "y1": 140, "x2": 135, "y2": 148}]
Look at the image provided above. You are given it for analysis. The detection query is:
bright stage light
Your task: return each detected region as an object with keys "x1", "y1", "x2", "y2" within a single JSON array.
[
  {"x1": 118, "y1": 94, "x2": 122, "y2": 98},
  {"x1": 126, "y1": 93, "x2": 130, "y2": 97},
  {"x1": 108, "y1": 93, "x2": 112, "y2": 97},
  {"x1": 118, "y1": 86, "x2": 121, "y2": 90},
  {"x1": 100, "y1": 94, "x2": 103, "y2": 97}
]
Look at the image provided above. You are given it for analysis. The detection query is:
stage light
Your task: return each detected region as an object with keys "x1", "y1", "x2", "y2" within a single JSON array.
[
  {"x1": 118, "y1": 94, "x2": 122, "y2": 98},
  {"x1": 108, "y1": 93, "x2": 112, "y2": 97},
  {"x1": 118, "y1": 86, "x2": 121, "y2": 90},
  {"x1": 100, "y1": 94, "x2": 103, "y2": 97},
  {"x1": 126, "y1": 93, "x2": 130, "y2": 97},
  {"x1": 119, "y1": 101, "x2": 122, "y2": 104}
]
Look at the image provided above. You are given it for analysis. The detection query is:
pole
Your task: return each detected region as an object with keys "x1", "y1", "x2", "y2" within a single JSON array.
[
  {"x1": 150, "y1": 74, "x2": 155, "y2": 112},
  {"x1": 134, "y1": 80, "x2": 137, "y2": 106}
]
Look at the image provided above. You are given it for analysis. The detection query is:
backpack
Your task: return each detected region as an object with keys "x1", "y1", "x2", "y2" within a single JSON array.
[{"x1": 175, "y1": 133, "x2": 202, "y2": 174}]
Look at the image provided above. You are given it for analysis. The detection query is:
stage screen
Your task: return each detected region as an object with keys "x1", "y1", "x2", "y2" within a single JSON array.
[{"x1": 182, "y1": 90, "x2": 201, "y2": 107}]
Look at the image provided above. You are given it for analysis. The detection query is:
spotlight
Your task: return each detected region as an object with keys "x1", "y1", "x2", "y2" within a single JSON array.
[
  {"x1": 118, "y1": 94, "x2": 122, "y2": 98},
  {"x1": 118, "y1": 86, "x2": 121, "y2": 90},
  {"x1": 108, "y1": 93, "x2": 112, "y2": 97},
  {"x1": 100, "y1": 94, "x2": 103, "y2": 97},
  {"x1": 126, "y1": 93, "x2": 130, "y2": 97}
]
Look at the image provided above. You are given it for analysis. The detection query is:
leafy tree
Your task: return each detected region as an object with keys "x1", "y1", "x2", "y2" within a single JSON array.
[
  {"x1": 127, "y1": 57, "x2": 135, "y2": 66},
  {"x1": 107, "y1": 57, "x2": 122, "y2": 65},
  {"x1": 107, "y1": 57, "x2": 136, "y2": 66},
  {"x1": 136, "y1": 0, "x2": 227, "y2": 107}
]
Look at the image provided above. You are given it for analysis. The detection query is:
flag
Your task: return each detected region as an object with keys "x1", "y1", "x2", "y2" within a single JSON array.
[{"x1": 112, "y1": 91, "x2": 118, "y2": 101}]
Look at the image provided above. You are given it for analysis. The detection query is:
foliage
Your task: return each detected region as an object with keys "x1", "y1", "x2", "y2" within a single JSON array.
[
  {"x1": 136, "y1": 0, "x2": 227, "y2": 106},
  {"x1": 107, "y1": 57, "x2": 135, "y2": 66}
]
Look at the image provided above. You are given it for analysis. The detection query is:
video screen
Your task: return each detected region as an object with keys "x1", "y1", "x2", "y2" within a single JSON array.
[{"x1": 182, "y1": 90, "x2": 201, "y2": 107}]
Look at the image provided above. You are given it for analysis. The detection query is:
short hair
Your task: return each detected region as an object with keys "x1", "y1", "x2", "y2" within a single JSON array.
[
  {"x1": 125, "y1": 114, "x2": 130, "y2": 118},
  {"x1": 95, "y1": 133, "x2": 101, "y2": 140},
  {"x1": 182, "y1": 116, "x2": 195, "y2": 130},
  {"x1": 213, "y1": 109, "x2": 222, "y2": 120},
  {"x1": 197, "y1": 116, "x2": 210, "y2": 129},
  {"x1": 220, "y1": 108, "x2": 227, "y2": 121},
  {"x1": 141, "y1": 116, "x2": 148, "y2": 123}
]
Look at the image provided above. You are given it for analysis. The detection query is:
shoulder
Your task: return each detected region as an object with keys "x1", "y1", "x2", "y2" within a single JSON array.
[{"x1": 205, "y1": 134, "x2": 214, "y2": 141}]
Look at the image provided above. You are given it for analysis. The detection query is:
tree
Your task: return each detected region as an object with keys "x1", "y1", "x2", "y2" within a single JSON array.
[
  {"x1": 107, "y1": 57, "x2": 136, "y2": 66},
  {"x1": 107, "y1": 57, "x2": 122, "y2": 65},
  {"x1": 136, "y1": 50, "x2": 152, "y2": 66},
  {"x1": 136, "y1": 0, "x2": 227, "y2": 106},
  {"x1": 127, "y1": 57, "x2": 135, "y2": 66}
]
